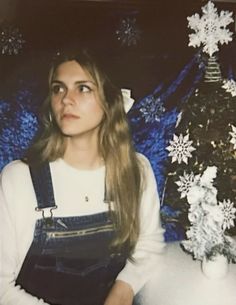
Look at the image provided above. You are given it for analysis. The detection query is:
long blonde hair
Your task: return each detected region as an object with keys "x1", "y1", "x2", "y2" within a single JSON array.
[{"x1": 25, "y1": 48, "x2": 143, "y2": 253}]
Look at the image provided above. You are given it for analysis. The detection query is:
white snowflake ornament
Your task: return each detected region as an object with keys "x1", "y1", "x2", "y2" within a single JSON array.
[
  {"x1": 166, "y1": 133, "x2": 196, "y2": 164},
  {"x1": 176, "y1": 171, "x2": 195, "y2": 198},
  {"x1": 187, "y1": 1, "x2": 233, "y2": 56},
  {"x1": 0, "y1": 25, "x2": 25, "y2": 55},
  {"x1": 229, "y1": 125, "x2": 236, "y2": 150},
  {"x1": 219, "y1": 199, "x2": 236, "y2": 230},
  {"x1": 116, "y1": 17, "x2": 141, "y2": 47},
  {"x1": 140, "y1": 96, "x2": 165, "y2": 123},
  {"x1": 222, "y1": 79, "x2": 236, "y2": 97}
]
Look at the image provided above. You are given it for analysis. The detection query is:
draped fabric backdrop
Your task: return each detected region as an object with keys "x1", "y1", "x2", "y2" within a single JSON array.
[{"x1": 0, "y1": 0, "x2": 235, "y2": 241}]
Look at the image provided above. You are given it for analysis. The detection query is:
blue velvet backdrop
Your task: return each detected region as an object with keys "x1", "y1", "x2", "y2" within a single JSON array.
[
  {"x1": 0, "y1": 50, "x2": 208, "y2": 241},
  {"x1": 0, "y1": 1, "x2": 235, "y2": 241}
]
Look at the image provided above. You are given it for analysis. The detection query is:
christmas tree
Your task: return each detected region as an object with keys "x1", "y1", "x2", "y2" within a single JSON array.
[{"x1": 164, "y1": 1, "x2": 236, "y2": 247}]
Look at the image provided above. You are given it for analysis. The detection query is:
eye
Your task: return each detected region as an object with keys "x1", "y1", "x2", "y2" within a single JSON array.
[
  {"x1": 78, "y1": 84, "x2": 92, "y2": 93},
  {"x1": 51, "y1": 84, "x2": 65, "y2": 95}
]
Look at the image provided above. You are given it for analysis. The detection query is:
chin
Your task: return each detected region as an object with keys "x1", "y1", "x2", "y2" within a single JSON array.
[
  {"x1": 60, "y1": 128, "x2": 79, "y2": 137},
  {"x1": 61, "y1": 128, "x2": 89, "y2": 138}
]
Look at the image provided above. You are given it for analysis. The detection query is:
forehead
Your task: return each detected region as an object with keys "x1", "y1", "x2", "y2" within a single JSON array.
[{"x1": 52, "y1": 60, "x2": 94, "y2": 82}]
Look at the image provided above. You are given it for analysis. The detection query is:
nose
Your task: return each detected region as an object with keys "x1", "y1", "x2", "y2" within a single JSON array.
[{"x1": 61, "y1": 89, "x2": 75, "y2": 105}]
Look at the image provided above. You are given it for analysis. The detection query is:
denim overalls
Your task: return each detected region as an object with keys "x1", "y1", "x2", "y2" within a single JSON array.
[{"x1": 16, "y1": 163, "x2": 128, "y2": 305}]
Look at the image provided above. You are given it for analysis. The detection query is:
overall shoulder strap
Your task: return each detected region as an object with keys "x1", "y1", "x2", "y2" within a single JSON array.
[{"x1": 29, "y1": 162, "x2": 56, "y2": 209}]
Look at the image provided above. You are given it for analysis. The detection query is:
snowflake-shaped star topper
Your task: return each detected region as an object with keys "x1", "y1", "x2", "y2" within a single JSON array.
[
  {"x1": 116, "y1": 17, "x2": 141, "y2": 47},
  {"x1": 166, "y1": 133, "x2": 196, "y2": 164},
  {"x1": 187, "y1": 1, "x2": 233, "y2": 56}
]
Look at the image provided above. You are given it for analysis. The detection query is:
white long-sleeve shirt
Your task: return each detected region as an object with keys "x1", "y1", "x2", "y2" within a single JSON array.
[{"x1": 0, "y1": 153, "x2": 165, "y2": 305}]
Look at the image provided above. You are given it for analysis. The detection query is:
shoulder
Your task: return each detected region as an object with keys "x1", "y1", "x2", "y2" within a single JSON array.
[
  {"x1": 136, "y1": 152, "x2": 157, "y2": 189},
  {"x1": 1, "y1": 160, "x2": 30, "y2": 184},
  {"x1": 136, "y1": 152, "x2": 149, "y2": 164},
  {"x1": 136, "y1": 152, "x2": 153, "y2": 172}
]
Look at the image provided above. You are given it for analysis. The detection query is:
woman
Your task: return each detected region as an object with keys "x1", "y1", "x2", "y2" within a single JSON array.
[{"x1": 0, "y1": 48, "x2": 165, "y2": 305}]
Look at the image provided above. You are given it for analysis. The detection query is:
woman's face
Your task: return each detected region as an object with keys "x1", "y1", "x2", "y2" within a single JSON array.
[{"x1": 50, "y1": 60, "x2": 104, "y2": 140}]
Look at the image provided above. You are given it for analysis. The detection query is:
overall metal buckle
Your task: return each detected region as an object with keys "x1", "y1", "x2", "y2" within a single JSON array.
[{"x1": 35, "y1": 206, "x2": 58, "y2": 227}]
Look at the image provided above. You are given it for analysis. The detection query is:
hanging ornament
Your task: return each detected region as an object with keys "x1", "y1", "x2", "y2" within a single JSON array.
[
  {"x1": 219, "y1": 199, "x2": 236, "y2": 230},
  {"x1": 187, "y1": 1, "x2": 233, "y2": 56},
  {"x1": 166, "y1": 133, "x2": 196, "y2": 164},
  {"x1": 0, "y1": 25, "x2": 25, "y2": 55},
  {"x1": 116, "y1": 17, "x2": 141, "y2": 47},
  {"x1": 175, "y1": 171, "x2": 195, "y2": 199},
  {"x1": 140, "y1": 95, "x2": 165, "y2": 123}
]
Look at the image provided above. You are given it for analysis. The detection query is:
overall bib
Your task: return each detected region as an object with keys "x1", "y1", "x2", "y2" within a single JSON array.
[{"x1": 16, "y1": 163, "x2": 128, "y2": 305}]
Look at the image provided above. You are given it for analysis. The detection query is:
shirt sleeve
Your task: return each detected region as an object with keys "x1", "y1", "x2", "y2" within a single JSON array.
[
  {"x1": 0, "y1": 166, "x2": 50, "y2": 305},
  {"x1": 116, "y1": 154, "x2": 166, "y2": 294}
]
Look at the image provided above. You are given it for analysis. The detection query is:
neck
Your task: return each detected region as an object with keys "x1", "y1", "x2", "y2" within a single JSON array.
[{"x1": 63, "y1": 137, "x2": 103, "y2": 170}]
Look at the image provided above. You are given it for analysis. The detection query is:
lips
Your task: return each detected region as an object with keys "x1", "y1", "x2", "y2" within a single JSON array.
[{"x1": 62, "y1": 113, "x2": 80, "y2": 120}]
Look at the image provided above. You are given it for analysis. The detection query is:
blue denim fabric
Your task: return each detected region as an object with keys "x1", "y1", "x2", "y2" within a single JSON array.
[{"x1": 16, "y1": 212, "x2": 127, "y2": 305}]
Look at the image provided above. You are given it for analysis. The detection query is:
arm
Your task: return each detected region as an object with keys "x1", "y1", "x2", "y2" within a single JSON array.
[
  {"x1": 104, "y1": 155, "x2": 166, "y2": 304},
  {"x1": 0, "y1": 166, "x2": 50, "y2": 305}
]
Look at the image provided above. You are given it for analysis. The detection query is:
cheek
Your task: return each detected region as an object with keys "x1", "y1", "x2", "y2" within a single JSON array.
[
  {"x1": 93, "y1": 104, "x2": 105, "y2": 120},
  {"x1": 93, "y1": 96, "x2": 105, "y2": 114},
  {"x1": 51, "y1": 98, "x2": 61, "y2": 114},
  {"x1": 82, "y1": 98, "x2": 104, "y2": 115}
]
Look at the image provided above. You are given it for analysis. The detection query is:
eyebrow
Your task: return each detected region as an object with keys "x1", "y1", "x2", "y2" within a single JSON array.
[{"x1": 51, "y1": 80, "x2": 97, "y2": 86}]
